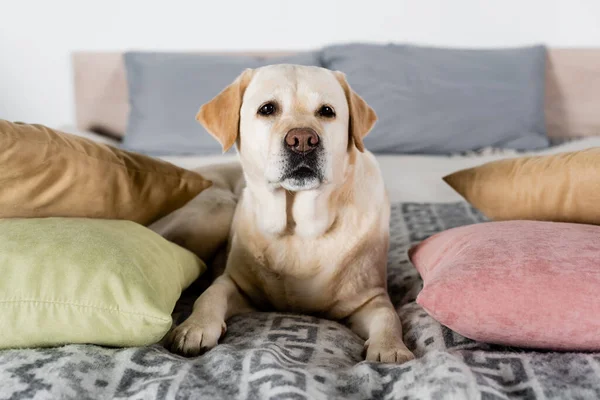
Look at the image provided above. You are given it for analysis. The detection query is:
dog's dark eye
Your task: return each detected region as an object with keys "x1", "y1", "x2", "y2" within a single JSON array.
[
  {"x1": 258, "y1": 102, "x2": 276, "y2": 116},
  {"x1": 318, "y1": 105, "x2": 336, "y2": 118}
]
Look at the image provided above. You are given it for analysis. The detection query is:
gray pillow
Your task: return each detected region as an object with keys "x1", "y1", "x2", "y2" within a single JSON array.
[
  {"x1": 321, "y1": 43, "x2": 549, "y2": 154},
  {"x1": 123, "y1": 52, "x2": 322, "y2": 156}
]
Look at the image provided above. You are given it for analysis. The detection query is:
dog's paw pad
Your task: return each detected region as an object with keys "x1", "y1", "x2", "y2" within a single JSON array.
[
  {"x1": 364, "y1": 338, "x2": 415, "y2": 364},
  {"x1": 165, "y1": 320, "x2": 226, "y2": 357}
]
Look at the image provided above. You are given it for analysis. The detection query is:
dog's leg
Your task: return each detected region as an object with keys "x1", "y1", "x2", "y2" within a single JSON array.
[
  {"x1": 346, "y1": 295, "x2": 415, "y2": 363},
  {"x1": 149, "y1": 187, "x2": 238, "y2": 262},
  {"x1": 166, "y1": 274, "x2": 253, "y2": 357},
  {"x1": 150, "y1": 162, "x2": 244, "y2": 261}
]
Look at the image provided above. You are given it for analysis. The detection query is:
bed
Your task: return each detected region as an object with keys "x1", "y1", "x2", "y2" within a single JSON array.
[{"x1": 2, "y1": 48, "x2": 600, "y2": 399}]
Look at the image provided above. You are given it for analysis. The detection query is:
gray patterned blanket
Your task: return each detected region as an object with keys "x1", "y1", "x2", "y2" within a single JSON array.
[{"x1": 2, "y1": 202, "x2": 599, "y2": 400}]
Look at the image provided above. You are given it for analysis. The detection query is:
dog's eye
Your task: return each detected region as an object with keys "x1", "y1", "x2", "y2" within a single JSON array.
[
  {"x1": 318, "y1": 105, "x2": 336, "y2": 118},
  {"x1": 258, "y1": 102, "x2": 276, "y2": 116}
]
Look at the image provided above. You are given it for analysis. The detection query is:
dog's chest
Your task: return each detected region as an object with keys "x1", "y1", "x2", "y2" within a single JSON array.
[
  {"x1": 250, "y1": 238, "x2": 343, "y2": 313},
  {"x1": 231, "y1": 187, "x2": 384, "y2": 315},
  {"x1": 261, "y1": 272, "x2": 333, "y2": 313}
]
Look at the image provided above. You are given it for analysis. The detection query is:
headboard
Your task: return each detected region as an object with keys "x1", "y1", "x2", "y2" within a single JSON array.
[{"x1": 72, "y1": 49, "x2": 600, "y2": 140}]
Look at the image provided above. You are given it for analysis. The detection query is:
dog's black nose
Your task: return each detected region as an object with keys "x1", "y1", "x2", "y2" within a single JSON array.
[{"x1": 285, "y1": 128, "x2": 320, "y2": 154}]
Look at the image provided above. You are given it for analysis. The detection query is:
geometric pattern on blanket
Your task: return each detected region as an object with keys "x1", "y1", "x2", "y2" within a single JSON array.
[{"x1": 2, "y1": 202, "x2": 600, "y2": 400}]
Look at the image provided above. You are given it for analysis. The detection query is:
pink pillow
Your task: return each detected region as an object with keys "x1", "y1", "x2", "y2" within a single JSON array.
[{"x1": 408, "y1": 220, "x2": 600, "y2": 351}]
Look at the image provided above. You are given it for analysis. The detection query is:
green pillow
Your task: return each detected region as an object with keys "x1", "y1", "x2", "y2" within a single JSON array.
[{"x1": 0, "y1": 218, "x2": 205, "y2": 349}]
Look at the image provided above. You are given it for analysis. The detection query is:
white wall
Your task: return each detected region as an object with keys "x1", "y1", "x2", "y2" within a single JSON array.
[{"x1": 1, "y1": 0, "x2": 599, "y2": 128}]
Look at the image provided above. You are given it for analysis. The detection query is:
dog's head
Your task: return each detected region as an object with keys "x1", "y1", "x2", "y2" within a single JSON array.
[{"x1": 197, "y1": 64, "x2": 376, "y2": 191}]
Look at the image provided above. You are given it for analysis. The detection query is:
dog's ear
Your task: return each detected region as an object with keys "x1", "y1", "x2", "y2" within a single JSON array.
[
  {"x1": 334, "y1": 71, "x2": 377, "y2": 152},
  {"x1": 196, "y1": 68, "x2": 254, "y2": 153}
]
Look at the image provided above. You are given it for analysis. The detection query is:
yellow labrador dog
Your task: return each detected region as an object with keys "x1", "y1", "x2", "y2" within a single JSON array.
[{"x1": 155, "y1": 64, "x2": 414, "y2": 364}]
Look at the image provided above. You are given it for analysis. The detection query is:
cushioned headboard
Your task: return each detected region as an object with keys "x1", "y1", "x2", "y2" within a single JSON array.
[
  {"x1": 72, "y1": 49, "x2": 600, "y2": 139},
  {"x1": 73, "y1": 52, "x2": 128, "y2": 138},
  {"x1": 545, "y1": 49, "x2": 600, "y2": 139}
]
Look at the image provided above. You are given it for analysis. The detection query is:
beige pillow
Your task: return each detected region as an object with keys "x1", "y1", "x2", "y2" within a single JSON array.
[
  {"x1": 0, "y1": 120, "x2": 211, "y2": 225},
  {"x1": 443, "y1": 148, "x2": 600, "y2": 224}
]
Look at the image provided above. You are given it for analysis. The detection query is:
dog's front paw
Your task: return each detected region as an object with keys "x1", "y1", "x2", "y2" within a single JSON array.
[
  {"x1": 166, "y1": 319, "x2": 226, "y2": 357},
  {"x1": 364, "y1": 336, "x2": 415, "y2": 364}
]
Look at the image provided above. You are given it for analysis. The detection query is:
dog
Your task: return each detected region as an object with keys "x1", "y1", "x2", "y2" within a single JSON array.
[{"x1": 152, "y1": 64, "x2": 414, "y2": 364}]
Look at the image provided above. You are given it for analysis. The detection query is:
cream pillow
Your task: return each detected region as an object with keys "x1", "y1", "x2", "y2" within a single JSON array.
[
  {"x1": 443, "y1": 148, "x2": 600, "y2": 224},
  {"x1": 0, "y1": 218, "x2": 205, "y2": 349}
]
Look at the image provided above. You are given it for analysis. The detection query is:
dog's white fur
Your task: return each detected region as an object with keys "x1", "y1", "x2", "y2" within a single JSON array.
[{"x1": 152, "y1": 65, "x2": 414, "y2": 363}]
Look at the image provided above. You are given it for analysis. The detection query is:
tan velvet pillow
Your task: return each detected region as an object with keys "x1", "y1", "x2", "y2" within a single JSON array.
[
  {"x1": 0, "y1": 120, "x2": 211, "y2": 225},
  {"x1": 443, "y1": 148, "x2": 600, "y2": 224}
]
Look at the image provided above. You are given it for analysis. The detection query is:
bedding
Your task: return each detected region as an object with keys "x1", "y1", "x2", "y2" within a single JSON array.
[
  {"x1": 159, "y1": 136, "x2": 600, "y2": 204},
  {"x1": 443, "y1": 148, "x2": 600, "y2": 225},
  {"x1": 320, "y1": 43, "x2": 549, "y2": 154},
  {"x1": 0, "y1": 121, "x2": 211, "y2": 225},
  {"x1": 410, "y1": 219, "x2": 600, "y2": 350},
  {"x1": 72, "y1": 49, "x2": 600, "y2": 142},
  {"x1": 0, "y1": 218, "x2": 204, "y2": 350},
  {"x1": 2, "y1": 133, "x2": 600, "y2": 399},
  {"x1": 122, "y1": 51, "x2": 321, "y2": 156},
  {"x1": 57, "y1": 125, "x2": 122, "y2": 146},
  {"x1": 3, "y1": 202, "x2": 600, "y2": 399}
]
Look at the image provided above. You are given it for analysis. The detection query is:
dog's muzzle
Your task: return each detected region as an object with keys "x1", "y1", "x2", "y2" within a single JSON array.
[{"x1": 280, "y1": 128, "x2": 323, "y2": 190}]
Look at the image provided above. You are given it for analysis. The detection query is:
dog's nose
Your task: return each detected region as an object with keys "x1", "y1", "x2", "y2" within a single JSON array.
[{"x1": 285, "y1": 128, "x2": 320, "y2": 154}]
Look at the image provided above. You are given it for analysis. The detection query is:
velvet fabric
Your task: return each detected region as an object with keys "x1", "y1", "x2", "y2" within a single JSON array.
[
  {"x1": 409, "y1": 220, "x2": 600, "y2": 350},
  {"x1": 0, "y1": 218, "x2": 204, "y2": 349},
  {"x1": 443, "y1": 148, "x2": 600, "y2": 225},
  {"x1": 0, "y1": 120, "x2": 211, "y2": 225}
]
